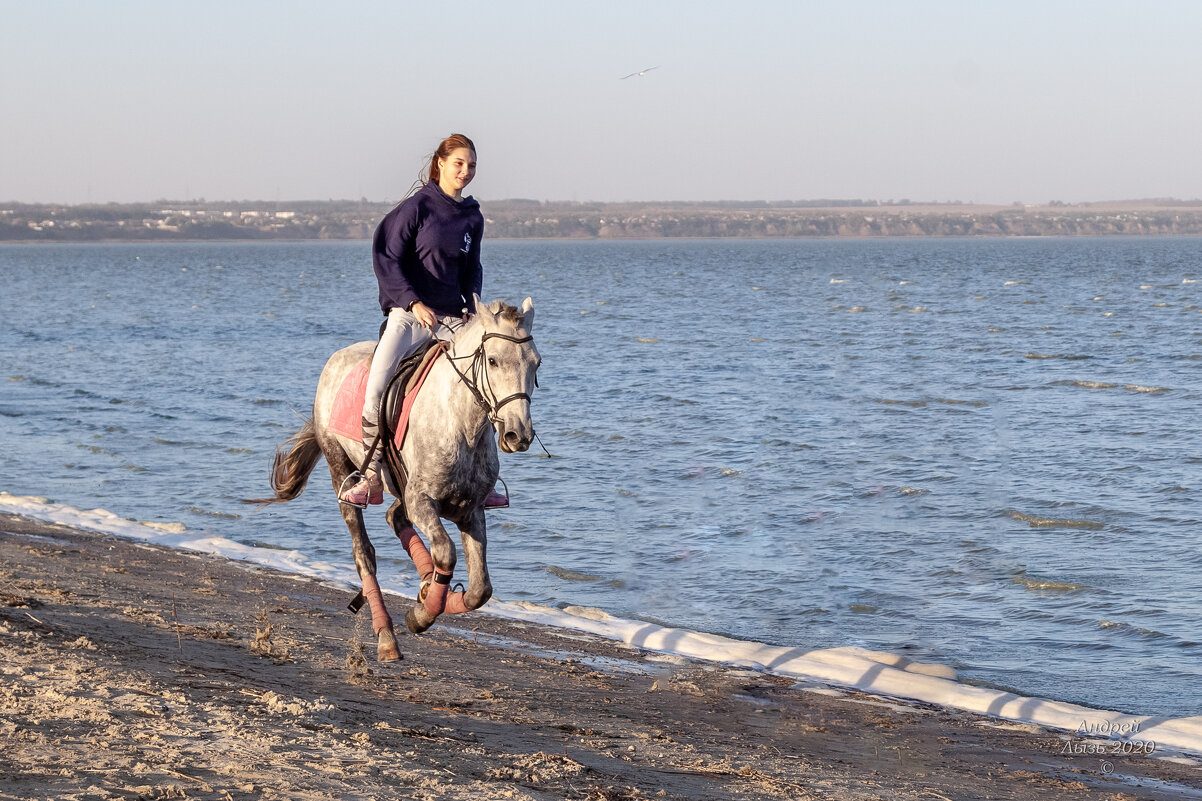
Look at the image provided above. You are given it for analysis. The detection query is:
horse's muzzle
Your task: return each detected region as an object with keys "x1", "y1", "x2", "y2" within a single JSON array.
[
  {"x1": 500, "y1": 429, "x2": 531, "y2": 453},
  {"x1": 495, "y1": 403, "x2": 534, "y2": 453}
]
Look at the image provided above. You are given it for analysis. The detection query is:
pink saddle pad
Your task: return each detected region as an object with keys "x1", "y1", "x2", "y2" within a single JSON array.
[
  {"x1": 327, "y1": 359, "x2": 371, "y2": 441},
  {"x1": 327, "y1": 344, "x2": 446, "y2": 450}
]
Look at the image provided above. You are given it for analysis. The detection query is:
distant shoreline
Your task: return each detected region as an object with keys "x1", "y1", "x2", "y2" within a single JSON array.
[
  {"x1": 5, "y1": 232, "x2": 1202, "y2": 245},
  {"x1": 6, "y1": 198, "x2": 1202, "y2": 242}
]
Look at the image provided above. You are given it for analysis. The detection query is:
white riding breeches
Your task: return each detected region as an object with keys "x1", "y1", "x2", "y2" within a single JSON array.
[{"x1": 360, "y1": 307, "x2": 462, "y2": 472}]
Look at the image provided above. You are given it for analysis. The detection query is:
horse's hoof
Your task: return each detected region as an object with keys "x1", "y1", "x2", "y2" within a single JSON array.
[
  {"x1": 405, "y1": 606, "x2": 433, "y2": 634},
  {"x1": 377, "y1": 630, "x2": 403, "y2": 662}
]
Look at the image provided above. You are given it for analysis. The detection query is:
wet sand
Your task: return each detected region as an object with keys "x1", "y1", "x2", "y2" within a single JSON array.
[{"x1": 3, "y1": 512, "x2": 1201, "y2": 801}]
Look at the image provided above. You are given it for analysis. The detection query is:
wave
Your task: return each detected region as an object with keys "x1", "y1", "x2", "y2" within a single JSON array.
[
  {"x1": 875, "y1": 397, "x2": 989, "y2": 409},
  {"x1": 184, "y1": 505, "x2": 242, "y2": 521},
  {"x1": 545, "y1": 565, "x2": 603, "y2": 582},
  {"x1": 936, "y1": 398, "x2": 989, "y2": 407},
  {"x1": 1053, "y1": 380, "x2": 1171, "y2": 394},
  {"x1": 1098, "y1": 619, "x2": 1199, "y2": 648},
  {"x1": 1007, "y1": 510, "x2": 1104, "y2": 530},
  {"x1": 1011, "y1": 571, "x2": 1089, "y2": 594},
  {"x1": 4, "y1": 490, "x2": 1202, "y2": 756}
]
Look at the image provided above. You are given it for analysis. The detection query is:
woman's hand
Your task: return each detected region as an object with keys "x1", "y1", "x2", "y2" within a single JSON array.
[{"x1": 410, "y1": 301, "x2": 438, "y2": 329}]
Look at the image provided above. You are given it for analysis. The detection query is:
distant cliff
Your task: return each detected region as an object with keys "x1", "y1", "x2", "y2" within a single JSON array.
[
  {"x1": 5, "y1": 199, "x2": 1202, "y2": 242},
  {"x1": 0, "y1": 200, "x2": 380, "y2": 242},
  {"x1": 483, "y1": 200, "x2": 1202, "y2": 239}
]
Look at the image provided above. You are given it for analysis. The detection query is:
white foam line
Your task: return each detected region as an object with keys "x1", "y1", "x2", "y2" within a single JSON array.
[
  {"x1": 0, "y1": 492, "x2": 361, "y2": 590},
  {"x1": 490, "y1": 601, "x2": 1202, "y2": 754},
  {"x1": 5, "y1": 492, "x2": 1201, "y2": 755}
]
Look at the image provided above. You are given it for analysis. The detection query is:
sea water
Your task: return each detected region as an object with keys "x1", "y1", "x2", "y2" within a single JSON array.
[{"x1": 0, "y1": 237, "x2": 1198, "y2": 718}]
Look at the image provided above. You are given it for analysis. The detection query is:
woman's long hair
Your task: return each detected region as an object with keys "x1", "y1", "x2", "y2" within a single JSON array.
[{"x1": 401, "y1": 133, "x2": 477, "y2": 201}]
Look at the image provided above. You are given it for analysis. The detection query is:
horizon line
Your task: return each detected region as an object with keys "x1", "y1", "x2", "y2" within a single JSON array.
[{"x1": 5, "y1": 196, "x2": 1202, "y2": 209}]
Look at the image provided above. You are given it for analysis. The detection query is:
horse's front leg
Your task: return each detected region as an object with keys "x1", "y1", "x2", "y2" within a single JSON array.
[
  {"x1": 456, "y1": 509, "x2": 492, "y2": 611},
  {"x1": 404, "y1": 495, "x2": 457, "y2": 634}
]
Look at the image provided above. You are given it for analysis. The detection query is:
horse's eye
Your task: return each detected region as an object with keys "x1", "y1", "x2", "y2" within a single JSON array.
[{"x1": 488, "y1": 357, "x2": 498, "y2": 367}]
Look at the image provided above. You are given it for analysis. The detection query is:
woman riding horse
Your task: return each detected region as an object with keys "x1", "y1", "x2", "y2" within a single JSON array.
[
  {"x1": 252, "y1": 295, "x2": 540, "y2": 662},
  {"x1": 341, "y1": 132, "x2": 506, "y2": 510}
]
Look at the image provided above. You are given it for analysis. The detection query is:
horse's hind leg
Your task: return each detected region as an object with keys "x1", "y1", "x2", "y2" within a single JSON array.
[
  {"x1": 339, "y1": 504, "x2": 401, "y2": 662},
  {"x1": 324, "y1": 447, "x2": 401, "y2": 662}
]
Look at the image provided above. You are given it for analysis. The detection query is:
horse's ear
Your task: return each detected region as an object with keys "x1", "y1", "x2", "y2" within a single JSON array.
[
  {"x1": 473, "y1": 293, "x2": 496, "y2": 326},
  {"x1": 520, "y1": 296, "x2": 535, "y2": 330}
]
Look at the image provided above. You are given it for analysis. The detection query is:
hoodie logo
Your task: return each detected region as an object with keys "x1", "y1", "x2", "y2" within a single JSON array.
[{"x1": 461, "y1": 232, "x2": 472, "y2": 254}]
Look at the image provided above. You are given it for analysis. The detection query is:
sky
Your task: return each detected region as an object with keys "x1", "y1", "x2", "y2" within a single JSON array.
[{"x1": 3, "y1": 0, "x2": 1201, "y2": 206}]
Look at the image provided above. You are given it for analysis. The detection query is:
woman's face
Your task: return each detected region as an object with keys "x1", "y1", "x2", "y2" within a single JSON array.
[{"x1": 438, "y1": 147, "x2": 477, "y2": 198}]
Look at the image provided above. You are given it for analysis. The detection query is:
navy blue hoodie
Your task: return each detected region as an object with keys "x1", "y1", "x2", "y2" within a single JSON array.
[{"x1": 372, "y1": 182, "x2": 484, "y2": 317}]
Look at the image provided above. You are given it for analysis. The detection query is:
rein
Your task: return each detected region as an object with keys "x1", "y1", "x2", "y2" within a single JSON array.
[{"x1": 443, "y1": 331, "x2": 536, "y2": 423}]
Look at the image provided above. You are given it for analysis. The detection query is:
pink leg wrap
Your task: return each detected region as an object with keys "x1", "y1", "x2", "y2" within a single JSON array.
[
  {"x1": 401, "y1": 528, "x2": 472, "y2": 617},
  {"x1": 360, "y1": 573, "x2": 393, "y2": 635},
  {"x1": 423, "y1": 574, "x2": 471, "y2": 616},
  {"x1": 423, "y1": 574, "x2": 449, "y2": 617},
  {"x1": 398, "y1": 526, "x2": 434, "y2": 580},
  {"x1": 445, "y1": 591, "x2": 470, "y2": 614}
]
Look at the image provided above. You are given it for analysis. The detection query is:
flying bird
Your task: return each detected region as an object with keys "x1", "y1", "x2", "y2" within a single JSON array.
[{"x1": 621, "y1": 66, "x2": 659, "y2": 80}]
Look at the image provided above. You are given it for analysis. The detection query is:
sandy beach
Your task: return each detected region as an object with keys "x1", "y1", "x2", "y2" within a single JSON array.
[{"x1": 3, "y1": 513, "x2": 1201, "y2": 801}]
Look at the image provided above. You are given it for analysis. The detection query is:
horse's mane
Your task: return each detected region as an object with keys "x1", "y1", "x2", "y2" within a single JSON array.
[{"x1": 484, "y1": 300, "x2": 525, "y2": 327}]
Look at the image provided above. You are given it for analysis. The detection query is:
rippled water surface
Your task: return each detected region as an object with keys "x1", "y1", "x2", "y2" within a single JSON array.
[{"x1": 1, "y1": 238, "x2": 1199, "y2": 716}]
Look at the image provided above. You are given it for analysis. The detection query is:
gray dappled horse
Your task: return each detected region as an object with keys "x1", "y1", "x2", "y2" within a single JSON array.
[{"x1": 254, "y1": 297, "x2": 540, "y2": 661}]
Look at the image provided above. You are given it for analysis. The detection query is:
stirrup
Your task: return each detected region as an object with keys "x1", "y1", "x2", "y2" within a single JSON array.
[
  {"x1": 338, "y1": 471, "x2": 382, "y2": 509},
  {"x1": 484, "y1": 476, "x2": 510, "y2": 510},
  {"x1": 338, "y1": 472, "x2": 367, "y2": 509}
]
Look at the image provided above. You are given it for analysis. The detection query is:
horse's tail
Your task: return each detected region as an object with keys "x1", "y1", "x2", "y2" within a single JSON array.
[{"x1": 243, "y1": 418, "x2": 323, "y2": 505}]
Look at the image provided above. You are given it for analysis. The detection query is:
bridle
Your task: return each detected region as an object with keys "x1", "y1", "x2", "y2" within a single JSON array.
[{"x1": 444, "y1": 331, "x2": 537, "y2": 424}]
